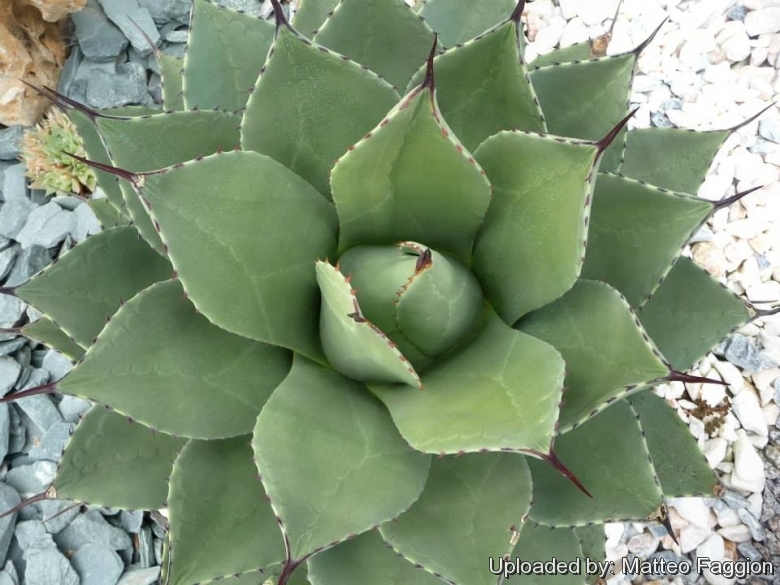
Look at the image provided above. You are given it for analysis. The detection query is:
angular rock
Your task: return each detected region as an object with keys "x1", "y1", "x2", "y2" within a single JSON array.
[
  {"x1": 118, "y1": 510, "x2": 143, "y2": 534},
  {"x1": 55, "y1": 509, "x2": 133, "y2": 554},
  {"x1": 14, "y1": 521, "x2": 47, "y2": 550},
  {"x1": 732, "y1": 389, "x2": 768, "y2": 436},
  {"x1": 1, "y1": 165, "x2": 27, "y2": 203},
  {"x1": 726, "y1": 334, "x2": 767, "y2": 372},
  {"x1": 4, "y1": 461, "x2": 56, "y2": 498},
  {"x1": 0, "y1": 338, "x2": 26, "y2": 358},
  {"x1": 57, "y1": 395, "x2": 92, "y2": 424},
  {"x1": 71, "y1": 203, "x2": 102, "y2": 243},
  {"x1": 728, "y1": 5, "x2": 748, "y2": 21},
  {"x1": 0, "y1": 2, "x2": 68, "y2": 126},
  {"x1": 16, "y1": 203, "x2": 74, "y2": 250},
  {"x1": 138, "y1": 526, "x2": 153, "y2": 568},
  {"x1": 4, "y1": 246, "x2": 52, "y2": 287},
  {"x1": 0, "y1": 128, "x2": 23, "y2": 162},
  {"x1": 737, "y1": 541, "x2": 763, "y2": 560},
  {"x1": 745, "y1": 7, "x2": 780, "y2": 35},
  {"x1": 0, "y1": 404, "x2": 9, "y2": 463},
  {"x1": 0, "y1": 483, "x2": 20, "y2": 566},
  {"x1": 71, "y1": 0, "x2": 129, "y2": 62},
  {"x1": 71, "y1": 543, "x2": 124, "y2": 585},
  {"x1": 117, "y1": 566, "x2": 160, "y2": 585},
  {"x1": 0, "y1": 358, "x2": 22, "y2": 397},
  {"x1": 39, "y1": 500, "x2": 79, "y2": 535},
  {"x1": 737, "y1": 507, "x2": 765, "y2": 541},
  {"x1": 86, "y1": 61, "x2": 150, "y2": 109},
  {"x1": 41, "y1": 351, "x2": 72, "y2": 382},
  {"x1": 0, "y1": 199, "x2": 37, "y2": 240},
  {"x1": 100, "y1": 0, "x2": 160, "y2": 56},
  {"x1": 759, "y1": 118, "x2": 780, "y2": 143},
  {"x1": 0, "y1": 247, "x2": 17, "y2": 282},
  {"x1": 29, "y1": 421, "x2": 73, "y2": 462},
  {"x1": 23, "y1": 539, "x2": 79, "y2": 585}
]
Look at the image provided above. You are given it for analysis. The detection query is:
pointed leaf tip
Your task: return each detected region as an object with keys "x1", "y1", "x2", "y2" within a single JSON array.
[
  {"x1": 126, "y1": 15, "x2": 160, "y2": 56},
  {"x1": 510, "y1": 0, "x2": 527, "y2": 24},
  {"x1": 0, "y1": 381, "x2": 58, "y2": 404},
  {"x1": 666, "y1": 371, "x2": 729, "y2": 386},
  {"x1": 633, "y1": 17, "x2": 668, "y2": 55},
  {"x1": 713, "y1": 185, "x2": 763, "y2": 211},
  {"x1": 538, "y1": 449, "x2": 593, "y2": 498},
  {"x1": 596, "y1": 106, "x2": 638, "y2": 153},
  {"x1": 422, "y1": 34, "x2": 438, "y2": 91},
  {"x1": 0, "y1": 491, "x2": 50, "y2": 520},
  {"x1": 749, "y1": 303, "x2": 780, "y2": 320},
  {"x1": 0, "y1": 287, "x2": 17, "y2": 296},
  {"x1": 270, "y1": 0, "x2": 291, "y2": 30},
  {"x1": 730, "y1": 102, "x2": 776, "y2": 132},
  {"x1": 415, "y1": 248, "x2": 433, "y2": 274},
  {"x1": 64, "y1": 152, "x2": 140, "y2": 185},
  {"x1": 40, "y1": 85, "x2": 109, "y2": 121}
]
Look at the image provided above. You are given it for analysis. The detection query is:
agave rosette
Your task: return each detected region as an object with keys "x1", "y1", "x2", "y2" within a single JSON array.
[{"x1": 5, "y1": 0, "x2": 771, "y2": 584}]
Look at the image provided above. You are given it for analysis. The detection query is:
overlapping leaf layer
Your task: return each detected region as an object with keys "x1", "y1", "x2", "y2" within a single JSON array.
[{"x1": 9, "y1": 1, "x2": 759, "y2": 584}]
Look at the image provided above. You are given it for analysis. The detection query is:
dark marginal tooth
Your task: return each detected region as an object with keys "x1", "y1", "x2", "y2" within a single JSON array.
[{"x1": 415, "y1": 248, "x2": 433, "y2": 274}]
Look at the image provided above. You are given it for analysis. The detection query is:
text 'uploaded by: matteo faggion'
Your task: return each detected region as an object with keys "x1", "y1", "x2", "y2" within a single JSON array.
[{"x1": 488, "y1": 556, "x2": 776, "y2": 580}]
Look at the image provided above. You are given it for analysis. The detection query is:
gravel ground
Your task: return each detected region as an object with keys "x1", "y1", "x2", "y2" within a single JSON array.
[{"x1": 0, "y1": 0, "x2": 778, "y2": 583}]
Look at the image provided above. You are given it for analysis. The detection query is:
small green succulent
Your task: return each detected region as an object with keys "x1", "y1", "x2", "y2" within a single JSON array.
[
  {"x1": 6, "y1": 1, "x2": 774, "y2": 584},
  {"x1": 20, "y1": 106, "x2": 97, "y2": 197}
]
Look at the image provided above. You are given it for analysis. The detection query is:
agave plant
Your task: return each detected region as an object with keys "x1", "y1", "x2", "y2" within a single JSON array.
[{"x1": 4, "y1": 0, "x2": 774, "y2": 583}]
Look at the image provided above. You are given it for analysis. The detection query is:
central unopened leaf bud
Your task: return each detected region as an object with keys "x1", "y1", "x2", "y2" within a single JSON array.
[{"x1": 338, "y1": 242, "x2": 484, "y2": 369}]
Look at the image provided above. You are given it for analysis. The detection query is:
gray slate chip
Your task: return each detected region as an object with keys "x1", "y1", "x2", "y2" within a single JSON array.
[
  {"x1": 14, "y1": 521, "x2": 46, "y2": 550},
  {"x1": 1, "y1": 165, "x2": 27, "y2": 203},
  {"x1": 24, "y1": 538, "x2": 79, "y2": 585},
  {"x1": 71, "y1": 0, "x2": 129, "y2": 61},
  {"x1": 55, "y1": 509, "x2": 133, "y2": 553},
  {"x1": 0, "y1": 247, "x2": 17, "y2": 282},
  {"x1": 0, "y1": 484, "x2": 20, "y2": 566},
  {"x1": 0, "y1": 128, "x2": 23, "y2": 161},
  {"x1": 0, "y1": 358, "x2": 21, "y2": 397},
  {"x1": 4, "y1": 461, "x2": 57, "y2": 498},
  {"x1": 57, "y1": 396, "x2": 92, "y2": 424},
  {"x1": 16, "y1": 203, "x2": 75, "y2": 250},
  {"x1": 71, "y1": 204, "x2": 102, "y2": 243},
  {"x1": 29, "y1": 422, "x2": 73, "y2": 462},
  {"x1": 0, "y1": 297, "x2": 25, "y2": 331},
  {"x1": 117, "y1": 566, "x2": 160, "y2": 585},
  {"x1": 118, "y1": 510, "x2": 143, "y2": 534},
  {"x1": 0, "y1": 339, "x2": 25, "y2": 359},
  {"x1": 42, "y1": 351, "x2": 73, "y2": 382},
  {"x1": 0, "y1": 200, "x2": 37, "y2": 240},
  {"x1": 725, "y1": 333, "x2": 767, "y2": 372},
  {"x1": 759, "y1": 118, "x2": 780, "y2": 143},
  {"x1": 87, "y1": 62, "x2": 150, "y2": 109},
  {"x1": 4, "y1": 246, "x2": 52, "y2": 288},
  {"x1": 39, "y1": 500, "x2": 80, "y2": 535},
  {"x1": 0, "y1": 569, "x2": 15, "y2": 585},
  {"x1": 0, "y1": 404, "x2": 10, "y2": 463},
  {"x1": 8, "y1": 405, "x2": 25, "y2": 455},
  {"x1": 16, "y1": 393, "x2": 63, "y2": 435},
  {"x1": 71, "y1": 543, "x2": 124, "y2": 585},
  {"x1": 100, "y1": 0, "x2": 161, "y2": 56},
  {"x1": 138, "y1": 527, "x2": 153, "y2": 568}
]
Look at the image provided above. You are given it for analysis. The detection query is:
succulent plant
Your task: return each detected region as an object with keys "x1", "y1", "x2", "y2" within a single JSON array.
[
  {"x1": 5, "y1": 1, "x2": 776, "y2": 584},
  {"x1": 20, "y1": 106, "x2": 97, "y2": 197}
]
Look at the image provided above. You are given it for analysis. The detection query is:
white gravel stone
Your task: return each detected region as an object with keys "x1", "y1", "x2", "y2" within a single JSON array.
[
  {"x1": 745, "y1": 7, "x2": 780, "y2": 36},
  {"x1": 732, "y1": 389, "x2": 769, "y2": 436},
  {"x1": 730, "y1": 430, "x2": 766, "y2": 493},
  {"x1": 697, "y1": 533, "x2": 726, "y2": 562},
  {"x1": 669, "y1": 498, "x2": 714, "y2": 528}
]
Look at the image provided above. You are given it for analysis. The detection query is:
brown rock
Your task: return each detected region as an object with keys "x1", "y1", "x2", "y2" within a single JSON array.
[
  {"x1": 0, "y1": 0, "x2": 81, "y2": 127},
  {"x1": 24, "y1": 0, "x2": 85, "y2": 22}
]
